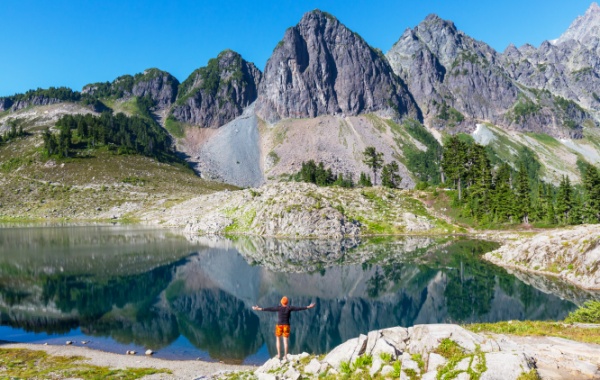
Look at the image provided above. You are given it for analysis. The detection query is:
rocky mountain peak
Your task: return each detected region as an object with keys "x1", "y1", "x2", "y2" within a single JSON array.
[
  {"x1": 555, "y1": 2, "x2": 600, "y2": 46},
  {"x1": 255, "y1": 10, "x2": 420, "y2": 122},
  {"x1": 169, "y1": 49, "x2": 262, "y2": 128}
]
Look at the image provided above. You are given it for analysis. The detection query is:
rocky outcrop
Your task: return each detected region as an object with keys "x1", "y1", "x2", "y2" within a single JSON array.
[
  {"x1": 139, "y1": 182, "x2": 450, "y2": 238},
  {"x1": 255, "y1": 10, "x2": 420, "y2": 123},
  {"x1": 484, "y1": 225, "x2": 600, "y2": 290},
  {"x1": 0, "y1": 97, "x2": 13, "y2": 111},
  {"x1": 130, "y1": 68, "x2": 179, "y2": 108},
  {"x1": 502, "y1": 3, "x2": 600, "y2": 112},
  {"x1": 9, "y1": 96, "x2": 65, "y2": 112},
  {"x1": 82, "y1": 68, "x2": 180, "y2": 109},
  {"x1": 249, "y1": 324, "x2": 600, "y2": 379},
  {"x1": 170, "y1": 50, "x2": 262, "y2": 128},
  {"x1": 386, "y1": 14, "x2": 595, "y2": 139}
]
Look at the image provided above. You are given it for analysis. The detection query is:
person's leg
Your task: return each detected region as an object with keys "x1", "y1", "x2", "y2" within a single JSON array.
[
  {"x1": 275, "y1": 336, "x2": 281, "y2": 359},
  {"x1": 283, "y1": 337, "x2": 289, "y2": 358}
]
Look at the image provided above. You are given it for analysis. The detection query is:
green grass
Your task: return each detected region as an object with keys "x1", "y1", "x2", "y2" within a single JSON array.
[
  {"x1": 0, "y1": 348, "x2": 169, "y2": 379},
  {"x1": 525, "y1": 132, "x2": 561, "y2": 148},
  {"x1": 0, "y1": 133, "x2": 235, "y2": 222},
  {"x1": 164, "y1": 116, "x2": 185, "y2": 138},
  {"x1": 466, "y1": 320, "x2": 600, "y2": 345},
  {"x1": 517, "y1": 370, "x2": 542, "y2": 380}
]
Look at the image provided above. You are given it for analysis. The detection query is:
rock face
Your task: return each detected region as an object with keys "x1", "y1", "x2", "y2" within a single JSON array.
[
  {"x1": 130, "y1": 69, "x2": 179, "y2": 109},
  {"x1": 8, "y1": 96, "x2": 65, "y2": 112},
  {"x1": 249, "y1": 324, "x2": 600, "y2": 380},
  {"x1": 0, "y1": 97, "x2": 13, "y2": 111},
  {"x1": 170, "y1": 50, "x2": 262, "y2": 128},
  {"x1": 255, "y1": 10, "x2": 420, "y2": 123},
  {"x1": 386, "y1": 14, "x2": 595, "y2": 139},
  {"x1": 502, "y1": 3, "x2": 600, "y2": 112},
  {"x1": 82, "y1": 68, "x2": 180, "y2": 109},
  {"x1": 484, "y1": 224, "x2": 600, "y2": 290}
]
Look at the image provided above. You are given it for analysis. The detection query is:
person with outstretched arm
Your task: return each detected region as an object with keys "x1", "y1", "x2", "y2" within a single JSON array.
[{"x1": 252, "y1": 296, "x2": 315, "y2": 361}]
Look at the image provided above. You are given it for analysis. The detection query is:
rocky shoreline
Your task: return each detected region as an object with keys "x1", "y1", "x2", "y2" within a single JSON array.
[
  {"x1": 484, "y1": 225, "x2": 600, "y2": 290},
  {"x1": 139, "y1": 183, "x2": 458, "y2": 238},
  {"x1": 6, "y1": 323, "x2": 599, "y2": 379},
  {"x1": 246, "y1": 324, "x2": 600, "y2": 380},
  {"x1": 238, "y1": 324, "x2": 600, "y2": 380}
]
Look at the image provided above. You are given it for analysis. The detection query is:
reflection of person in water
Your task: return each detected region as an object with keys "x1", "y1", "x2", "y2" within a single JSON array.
[{"x1": 252, "y1": 296, "x2": 315, "y2": 360}]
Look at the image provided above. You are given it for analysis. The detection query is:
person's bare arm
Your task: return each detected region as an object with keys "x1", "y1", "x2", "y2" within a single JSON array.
[{"x1": 252, "y1": 305, "x2": 278, "y2": 311}]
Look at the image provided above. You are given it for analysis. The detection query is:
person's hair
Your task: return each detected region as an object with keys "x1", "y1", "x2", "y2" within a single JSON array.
[{"x1": 280, "y1": 296, "x2": 288, "y2": 306}]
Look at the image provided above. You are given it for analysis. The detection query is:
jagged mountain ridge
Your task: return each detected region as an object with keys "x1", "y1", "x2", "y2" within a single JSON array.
[
  {"x1": 2, "y1": 6, "x2": 600, "y2": 188},
  {"x1": 386, "y1": 14, "x2": 595, "y2": 139},
  {"x1": 502, "y1": 2, "x2": 600, "y2": 113},
  {"x1": 255, "y1": 10, "x2": 420, "y2": 122}
]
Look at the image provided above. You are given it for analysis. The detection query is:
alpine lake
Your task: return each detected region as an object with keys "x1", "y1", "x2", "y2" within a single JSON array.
[{"x1": 0, "y1": 225, "x2": 597, "y2": 365}]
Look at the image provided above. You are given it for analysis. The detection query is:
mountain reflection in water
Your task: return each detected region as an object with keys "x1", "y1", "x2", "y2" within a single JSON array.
[{"x1": 0, "y1": 227, "x2": 596, "y2": 364}]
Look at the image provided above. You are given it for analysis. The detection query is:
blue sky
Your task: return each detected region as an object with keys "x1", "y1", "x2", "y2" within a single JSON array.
[{"x1": 0, "y1": 0, "x2": 594, "y2": 96}]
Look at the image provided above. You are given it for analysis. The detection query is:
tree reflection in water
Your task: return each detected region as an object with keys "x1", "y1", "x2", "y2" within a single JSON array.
[{"x1": 0, "y1": 228, "x2": 596, "y2": 363}]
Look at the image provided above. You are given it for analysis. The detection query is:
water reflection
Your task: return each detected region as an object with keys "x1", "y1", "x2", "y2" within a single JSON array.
[{"x1": 0, "y1": 227, "x2": 596, "y2": 364}]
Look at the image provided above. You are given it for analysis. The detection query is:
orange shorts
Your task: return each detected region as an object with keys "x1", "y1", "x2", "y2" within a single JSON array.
[{"x1": 275, "y1": 324, "x2": 291, "y2": 338}]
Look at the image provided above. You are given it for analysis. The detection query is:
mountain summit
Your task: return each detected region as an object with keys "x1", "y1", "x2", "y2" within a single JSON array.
[
  {"x1": 256, "y1": 10, "x2": 420, "y2": 122},
  {"x1": 555, "y1": 2, "x2": 600, "y2": 46}
]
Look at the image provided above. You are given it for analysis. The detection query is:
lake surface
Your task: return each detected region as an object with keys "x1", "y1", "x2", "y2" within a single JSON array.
[{"x1": 0, "y1": 226, "x2": 597, "y2": 364}]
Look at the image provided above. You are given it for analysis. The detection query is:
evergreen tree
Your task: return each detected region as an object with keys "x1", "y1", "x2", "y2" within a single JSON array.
[
  {"x1": 582, "y1": 165, "x2": 600, "y2": 223},
  {"x1": 362, "y1": 146, "x2": 384, "y2": 185},
  {"x1": 57, "y1": 126, "x2": 72, "y2": 158},
  {"x1": 465, "y1": 144, "x2": 492, "y2": 221},
  {"x1": 441, "y1": 136, "x2": 469, "y2": 200},
  {"x1": 515, "y1": 163, "x2": 531, "y2": 224},
  {"x1": 491, "y1": 163, "x2": 514, "y2": 223},
  {"x1": 359, "y1": 172, "x2": 372, "y2": 187},
  {"x1": 569, "y1": 192, "x2": 583, "y2": 225},
  {"x1": 381, "y1": 161, "x2": 401, "y2": 188},
  {"x1": 555, "y1": 175, "x2": 573, "y2": 224},
  {"x1": 42, "y1": 128, "x2": 58, "y2": 156}
]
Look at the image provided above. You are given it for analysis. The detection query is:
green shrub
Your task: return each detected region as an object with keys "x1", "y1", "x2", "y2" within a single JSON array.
[
  {"x1": 565, "y1": 300, "x2": 600, "y2": 323},
  {"x1": 339, "y1": 361, "x2": 352, "y2": 375},
  {"x1": 379, "y1": 352, "x2": 393, "y2": 363}
]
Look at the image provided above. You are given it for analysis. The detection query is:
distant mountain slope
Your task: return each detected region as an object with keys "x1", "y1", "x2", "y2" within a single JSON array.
[
  {"x1": 2, "y1": 6, "x2": 600, "y2": 190},
  {"x1": 502, "y1": 3, "x2": 600, "y2": 113},
  {"x1": 255, "y1": 10, "x2": 420, "y2": 123},
  {"x1": 386, "y1": 14, "x2": 596, "y2": 139}
]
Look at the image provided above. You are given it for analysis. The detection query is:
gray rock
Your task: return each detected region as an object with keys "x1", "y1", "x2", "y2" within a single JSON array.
[
  {"x1": 256, "y1": 373, "x2": 277, "y2": 380},
  {"x1": 256, "y1": 357, "x2": 283, "y2": 374},
  {"x1": 369, "y1": 356, "x2": 383, "y2": 376},
  {"x1": 303, "y1": 358, "x2": 322, "y2": 374},
  {"x1": 380, "y1": 365, "x2": 395, "y2": 376},
  {"x1": 481, "y1": 352, "x2": 533, "y2": 380},
  {"x1": 427, "y1": 352, "x2": 447, "y2": 372},
  {"x1": 484, "y1": 225, "x2": 600, "y2": 290},
  {"x1": 83, "y1": 69, "x2": 179, "y2": 110},
  {"x1": 131, "y1": 68, "x2": 179, "y2": 109},
  {"x1": 256, "y1": 10, "x2": 420, "y2": 123},
  {"x1": 387, "y1": 13, "x2": 595, "y2": 139},
  {"x1": 400, "y1": 352, "x2": 421, "y2": 379},
  {"x1": 407, "y1": 324, "x2": 489, "y2": 356},
  {"x1": 283, "y1": 367, "x2": 301, "y2": 380},
  {"x1": 380, "y1": 326, "x2": 409, "y2": 352},
  {"x1": 502, "y1": 3, "x2": 600, "y2": 113},
  {"x1": 323, "y1": 334, "x2": 367, "y2": 370},
  {"x1": 171, "y1": 50, "x2": 262, "y2": 128}
]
